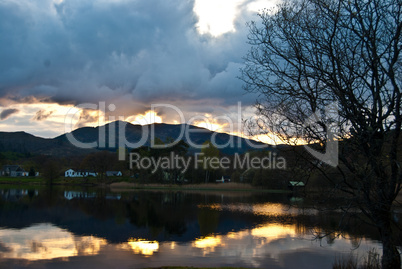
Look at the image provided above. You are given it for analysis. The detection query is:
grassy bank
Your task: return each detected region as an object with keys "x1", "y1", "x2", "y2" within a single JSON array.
[
  {"x1": 110, "y1": 182, "x2": 291, "y2": 193},
  {"x1": 0, "y1": 176, "x2": 44, "y2": 184},
  {"x1": 0, "y1": 177, "x2": 291, "y2": 193}
]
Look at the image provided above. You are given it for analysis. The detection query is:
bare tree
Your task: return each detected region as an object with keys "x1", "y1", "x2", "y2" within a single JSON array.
[
  {"x1": 241, "y1": 0, "x2": 402, "y2": 268},
  {"x1": 201, "y1": 140, "x2": 220, "y2": 183},
  {"x1": 42, "y1": 160, "x2": 61, "y2": 185},
  {"x1": 81, "y1": 151, "x2": 117, "y2": 181}
]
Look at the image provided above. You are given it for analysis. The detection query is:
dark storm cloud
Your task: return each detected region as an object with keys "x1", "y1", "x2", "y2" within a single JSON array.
[
  {"x1": 0, "y1": 0, "x2": 258, "y2": 117},
  {"x1": 0, "y1": 108, "x2": 19, "y2": 120}
]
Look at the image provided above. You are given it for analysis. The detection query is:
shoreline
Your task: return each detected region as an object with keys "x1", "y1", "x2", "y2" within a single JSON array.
[
  {"x1": 109, "y1": 182, "x2": 291, "y2": 193},
  {"x1": 0, "y1": 178, "x2": 290, "y2": 193}
]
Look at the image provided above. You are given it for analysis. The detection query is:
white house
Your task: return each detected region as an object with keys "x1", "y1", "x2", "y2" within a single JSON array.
[
  {"x1": 65, "y1": 169, "x2": 75, "y2": 177},
  {"x1": 1, "y1": 165, "x2": 27, "y2": 177}
]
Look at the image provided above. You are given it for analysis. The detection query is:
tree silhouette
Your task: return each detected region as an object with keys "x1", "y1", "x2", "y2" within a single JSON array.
[
  {"x1": 241, "y1": 0, "x2": 402, "y2": 267},
  {"x1": 42, "y1": 160, "x2": 60, "y2": 185},
  {"x1": 200, "y1": 140, "x2": 220, "y2": 183}
]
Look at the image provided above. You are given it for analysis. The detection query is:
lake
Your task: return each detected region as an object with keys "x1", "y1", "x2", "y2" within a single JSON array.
[{"x1": 0, "y1": 186, "x2": 393, "y2": 268}]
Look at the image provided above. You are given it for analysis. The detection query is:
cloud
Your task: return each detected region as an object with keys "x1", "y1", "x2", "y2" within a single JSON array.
[
  {"x1": 77, "y1": 109, "x2": 101, "y2": 128},
  {"x1": 0, "y1": 108, "x2": 19, "y2": 120},
  {"x1": 0, "y1": 0, "x2": 270, "y2": 139},
  {"x1": 0, "y1": 0, "x2": 260, "y2": 108},
  {"x1": 32, "y1": 109, "x2": 54, "y2": 121}
]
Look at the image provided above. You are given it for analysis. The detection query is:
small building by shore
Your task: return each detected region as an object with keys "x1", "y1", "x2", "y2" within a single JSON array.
[
  {"x1": 106, "y1": 171, "x2": 122, "y2": 177},
  {"x1": 288, "y1": 181, "x2": 305, "y2": 191},
  {"x1": 1, "y1": 165, "x2": 28, "y2": 177},
  {"x1": 216, "y1": 176, "x2": 231, "y2": 183}
]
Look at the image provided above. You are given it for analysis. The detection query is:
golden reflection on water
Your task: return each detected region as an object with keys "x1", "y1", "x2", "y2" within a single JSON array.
[
  {"x1": 198, "y1": 202, "x2": 318, "y2": 217},
  {"x1": 193, "y1": 236, "x2": 224, "y2": 255},
  {"x1": 190, "y1": 223, "x2": 306, "y2": 257},
  {"x1": 251, "y1": 224, "x2": 297, "y2": 239},
  {"x1": 123, "y1": 239, "x2": 159, "y2": 256},
  {"x1": 0, "y1": 224, "x2": 106, "y2": 260},
  {"x1": 0, "y1": 216, "x2": 378, "y2": 265},
  {"x1": 254, "y1": 202, "x2": 320, "y2": 216}
]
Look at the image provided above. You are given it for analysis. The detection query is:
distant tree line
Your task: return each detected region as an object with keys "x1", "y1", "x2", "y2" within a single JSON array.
[{"x1": 0, "y1": 137, "x2": 323, "y2": 190}]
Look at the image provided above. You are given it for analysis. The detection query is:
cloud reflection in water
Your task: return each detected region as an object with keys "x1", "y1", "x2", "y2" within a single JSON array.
[
  {"x1": 0, "y1": 216, "x2": 381, "y2": 268},
  {"x1": 0, "y1": 223, "x2": 106, "y2": 260}
]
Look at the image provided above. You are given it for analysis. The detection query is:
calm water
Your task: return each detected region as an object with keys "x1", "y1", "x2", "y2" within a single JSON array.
[{"x1": 0, "y1": 186, "x2": 393, "y2": 268}]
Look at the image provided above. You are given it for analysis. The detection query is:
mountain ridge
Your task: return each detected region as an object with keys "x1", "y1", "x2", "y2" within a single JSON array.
[{"x1": 0, "y1": 121, "x2": 271, "y2": 156}]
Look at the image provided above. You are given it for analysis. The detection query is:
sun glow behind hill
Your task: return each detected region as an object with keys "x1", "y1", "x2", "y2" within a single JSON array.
[
  {"x1": 0, "y1": 101, "x2": 282, "y2": 145},
  {"x1": 126, "y1": 111, "x2": 163, "y2": 126}
]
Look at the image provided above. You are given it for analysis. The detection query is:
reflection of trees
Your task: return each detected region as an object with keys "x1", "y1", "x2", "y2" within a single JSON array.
[
  {"x1": 198, "y1": 208, "x2": 220, "y2": 236},
  {"x1": 126, "y1": 192, "x2": 190, "y2": 237},
  {"x1": 294, "y1": 219, "x2": 308, "y2": 236},
  {"x1": 0, "y1": 189, "x2": 399, "y2": 247}
]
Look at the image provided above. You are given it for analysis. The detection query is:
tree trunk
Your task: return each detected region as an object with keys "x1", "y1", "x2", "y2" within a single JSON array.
[
  {"x1": 380, "y1": 221, "x2": 401, "y2": 269},
  {"x1": 205, "y1": 170, "x2": 209, "y2": 183}
]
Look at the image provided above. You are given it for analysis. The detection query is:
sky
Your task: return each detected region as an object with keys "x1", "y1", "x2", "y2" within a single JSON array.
[{"x1": 0, "y1": 0, "x2": 279, "y2": 140}]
